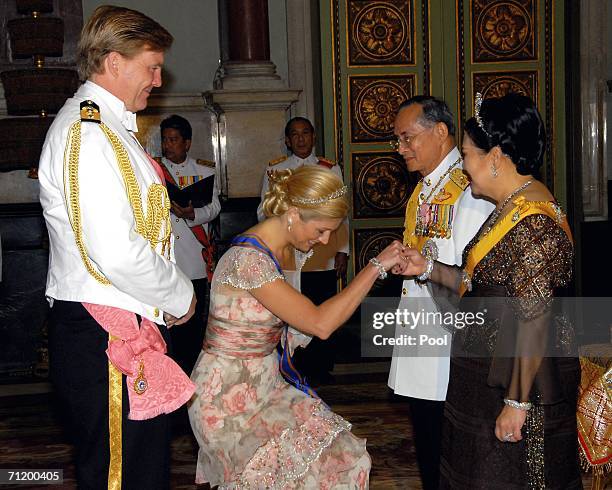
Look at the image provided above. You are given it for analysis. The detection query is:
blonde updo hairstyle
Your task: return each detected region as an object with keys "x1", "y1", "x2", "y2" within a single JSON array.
[{"x1": 262, "y1": 166, "x2": 349, "y2": 221}]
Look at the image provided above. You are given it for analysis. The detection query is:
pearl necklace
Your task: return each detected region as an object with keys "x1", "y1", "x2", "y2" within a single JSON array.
[{"x1": 481, "y1": 180, "x2": 533, "y2": 236}]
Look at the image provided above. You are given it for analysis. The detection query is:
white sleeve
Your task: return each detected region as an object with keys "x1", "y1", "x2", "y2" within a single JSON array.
[
  {"x1": 452, "y1": 187, "x2": 494, "y2": 263},
  {"x1": 330, "y1": 163, "x2": 344, "y2": 182},
  {"x1": 331, "y1": 164, "x2": 350, "y2": 255},
  {"x1": 256, "y1": 167, "x2": 270, "y2": 222},
  {"x1": 77, "y1": 123, "x2": 193, "y2": 317}
]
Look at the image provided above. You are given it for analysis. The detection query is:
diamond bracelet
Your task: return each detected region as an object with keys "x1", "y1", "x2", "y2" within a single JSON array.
[
  {"x1": 503, "y1": 398, "x2": 532, "y2": 411},
  {"x1": 416, "y1": 239, "x2": 438, "y2": 282},
  {"x1": 369, "y1": 257, "x2": 387, "y2": 280}
]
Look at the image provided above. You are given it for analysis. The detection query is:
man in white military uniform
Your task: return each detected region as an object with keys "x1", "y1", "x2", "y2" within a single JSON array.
[
  {"x1": 388, "y1": 96, "x2": 494, "y2": 489},
  {"x1": 257, "y1": 117, "x2": 349, "y2": 383},
  {"x1": 38, "y1": 6, "x2": 195, "y2": 489},
  {"x1": 159, "y1": 114, "x2": 220, "y2": 373}
]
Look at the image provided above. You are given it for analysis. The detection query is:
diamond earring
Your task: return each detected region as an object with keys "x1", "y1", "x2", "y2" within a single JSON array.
[
  {"x1": 287, "y1": 217, "x2": 293, "y2": 232},
  {"x1": 491, "y1": 165, "x2": 498, "y2": 178}
]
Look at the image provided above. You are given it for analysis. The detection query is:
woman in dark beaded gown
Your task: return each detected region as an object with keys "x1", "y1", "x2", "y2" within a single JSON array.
[{"x1": 400, "y1": 93, "x2": 582, "y2": 489}]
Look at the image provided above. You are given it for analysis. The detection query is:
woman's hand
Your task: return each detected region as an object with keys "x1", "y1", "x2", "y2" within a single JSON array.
[
  {"x1": 374, "y1": 240, "x2": 410, "y2": 272},
  {"x1": 390, "y1": 247, "x2": 428, "y2": 277},
  {"x1": 495, "y1": 405, "x2": 527, "y2": 443}
]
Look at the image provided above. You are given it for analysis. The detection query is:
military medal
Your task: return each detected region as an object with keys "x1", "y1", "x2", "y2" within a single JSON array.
[
  {"x1": 134, "y1": 359, "x2": 148, "y2": 395},
  {"x1": 417, "y1": 203, "x2": 431, "y2": 235},
  {"x1": 434, "y1": 187, "x2": 452, "y2": 201}
]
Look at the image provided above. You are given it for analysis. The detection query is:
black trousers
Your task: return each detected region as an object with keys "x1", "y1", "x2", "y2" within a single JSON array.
[
  {"x1": 169, "y1": 278, "x2": 209, "y2": 375},
  {"x1": 407, "y1": 396, "x2": 445, "y2": 490},
  {"x1": 49, "y1": 301, "x2": 171, "y2": 490},
  {"x1": 292, "y1": 270, "x2": 338, "y2": 376}
]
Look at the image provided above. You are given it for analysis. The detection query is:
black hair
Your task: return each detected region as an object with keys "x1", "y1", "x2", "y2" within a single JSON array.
[
  {"x1": 285, "y1": 117, "x2": 315, "y2": 137},
  {"x1": 397, "y1": 95, "x2": 456, "y2": 136},
  {"x1": 464, "y1": 93, "x2": 546, "y2": 177},
  {"x1": 160, "y1": 114, "x2": 192, "y2": 141}
]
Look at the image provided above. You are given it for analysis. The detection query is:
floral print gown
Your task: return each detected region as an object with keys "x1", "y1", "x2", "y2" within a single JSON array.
[{"x1": 188, "y1": 246, "x2": 371, "y2": 489}]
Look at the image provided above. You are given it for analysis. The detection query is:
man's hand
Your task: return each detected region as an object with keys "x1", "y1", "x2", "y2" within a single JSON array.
[
  {"x1": 334, "y1": 252, "x2": 348, "y2": 279},
  {"x1": 171, "y1": 200, "x2": 195, "y2": 220},
  {"x1": 390, "y1": 247, "x2": 426, "y2": 277},
  {"x1": 165, "y1": 293, "x2": 197, "y2": 327}
]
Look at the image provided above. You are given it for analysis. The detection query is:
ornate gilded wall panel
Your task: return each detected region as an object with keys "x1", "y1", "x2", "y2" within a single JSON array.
[
  {"x1": 471, "y1": 0, "x2": 537, "y2": 62},
  {"x1": 349, "y1": 75, "x2": 415, "y2": 143},
  {"x1": 353, "y1": 227, "x2": 403, "y2": 289},
  {"x1": 473, "y1": 70, "x2": 538, "y2": 101},
  {"x1": 457, "y1": 0, "x2": 555, "y2": 190},
  {"x1": 347, "y1": 0, "x2": 414, "y2": 66},
  {"x1": 352, "y1": 151, "x2": 417, "y2": 219}
]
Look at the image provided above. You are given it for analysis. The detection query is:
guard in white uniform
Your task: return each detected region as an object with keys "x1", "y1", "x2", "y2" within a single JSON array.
[
  {"x1": 257, "y1": 117, "x2": 349, "y2": 382},
  {"x1": 387, "y1": 96, "x2": 494, "y2": 489},
  {"x1": 38, "y1": 7, "x2": 195, "y2": 489},
  {"x1": 159, "y1": 114, "x2": 221, "y2": 373}
]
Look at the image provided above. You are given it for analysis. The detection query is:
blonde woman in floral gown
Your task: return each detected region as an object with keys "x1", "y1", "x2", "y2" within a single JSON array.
[{"x1": 188, "y1": 166, "x2": 407, "y2": 488}]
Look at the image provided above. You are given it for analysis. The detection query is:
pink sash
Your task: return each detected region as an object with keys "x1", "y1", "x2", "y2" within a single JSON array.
[{"x1": 83, "y1": 303, "x2": 195, "y2": 420}]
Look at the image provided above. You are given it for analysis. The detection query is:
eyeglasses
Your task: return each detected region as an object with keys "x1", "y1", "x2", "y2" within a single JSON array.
[{"x1": 389, "y1": 127, "x2": 430, "y2": 151}]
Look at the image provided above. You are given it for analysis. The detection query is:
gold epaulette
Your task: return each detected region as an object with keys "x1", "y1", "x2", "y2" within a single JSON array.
[
  {"x1": 268, "y1": 155, "x2": 288, "y2": 166},
  {"x1": 80, "y1": 100, "x2": 101, "y2": 124},
  {"x1": 317, "y1": 156, "x2": 336, "y2": 169},
  {"x1": 449, "y1": 168, "x2": 469, "y2": 190},
  {"x1": 196, "y1": 159, "x2": 215, "y2": 168}
]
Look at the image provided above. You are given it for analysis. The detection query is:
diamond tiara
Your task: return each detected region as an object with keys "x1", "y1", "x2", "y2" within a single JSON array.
[
  {"x1": 474, "y1": 92, "x2": 491, "y2": 137},
  {"x1": 290, "y1": 185, "x2": 348, "y2": 206}
]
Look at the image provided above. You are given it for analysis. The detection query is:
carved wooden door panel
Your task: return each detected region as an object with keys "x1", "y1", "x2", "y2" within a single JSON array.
[{"x1": 319, "y1": 0, "x2": 565, "y2": 285}]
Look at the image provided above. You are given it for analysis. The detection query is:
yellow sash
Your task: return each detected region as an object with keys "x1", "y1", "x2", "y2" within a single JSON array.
[
  {"x1": 403, "y1": 170, "x2": 467, "y2": 251},
  {"x1": 459, "y1": 197, "x2": 572, "y2": 297}
]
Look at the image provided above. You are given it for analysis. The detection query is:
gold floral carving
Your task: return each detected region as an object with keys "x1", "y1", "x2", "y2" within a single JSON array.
[
  {"x1": 350, "y1": 76, "x2": 415, "y2": 142},
  {"x1": 348, "y1": 0, "x2": 413, "y2": 65},
  {"x1": 472, "y1": 0, "x2": 536, "y2": 62},
  {"x1": 355, "y1": 228, "x2": 403, "y2": 289},
  {"x1": 352, "y1": 152, "x2": 416, "y2": 218},
  {"x1": 473, "y1": 71, "x2": 538, "y2": 102}
]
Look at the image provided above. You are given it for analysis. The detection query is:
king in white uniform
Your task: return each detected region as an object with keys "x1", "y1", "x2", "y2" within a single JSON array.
[{"x1": 388, "y1": 97, "x2": 493, "y2": 490}]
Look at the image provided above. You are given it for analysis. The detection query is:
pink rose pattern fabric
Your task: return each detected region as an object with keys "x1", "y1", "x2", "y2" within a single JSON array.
[{"x1": 188, "y1": 247, "x2": 370, "y2": 488}]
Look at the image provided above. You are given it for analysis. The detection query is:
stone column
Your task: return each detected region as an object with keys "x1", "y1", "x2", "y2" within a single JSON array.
[
  {"x1": 205, "y1": 0, "x2": 300, "y2": 199},
  {"x1": 227, "y1": 0, "x2": 269, "y2": 61},
  {"x1": 220, "y1": 0, "x2": 282, "y2": 90}
]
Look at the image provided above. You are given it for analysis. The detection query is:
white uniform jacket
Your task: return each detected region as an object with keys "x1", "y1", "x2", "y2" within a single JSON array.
[
  {"x1": 387, "y1": 147, "x2": 494, "y2": 400},
  {"x1": 162, "y1": 156, "x2": 220, "y2": 280},
  {"x1": 39, "y1": 81, "x2": 193, "y2": 323}
]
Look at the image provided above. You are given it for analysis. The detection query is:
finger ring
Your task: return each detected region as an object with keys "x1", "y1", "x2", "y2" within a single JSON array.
[{"x1": 503, "y1": 432, "x2": 514, "y2": 442}]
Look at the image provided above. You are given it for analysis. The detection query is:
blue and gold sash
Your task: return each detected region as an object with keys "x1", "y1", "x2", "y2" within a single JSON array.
[{"x1": 230, "y1": 234, "x2": 320, "y2": 399}]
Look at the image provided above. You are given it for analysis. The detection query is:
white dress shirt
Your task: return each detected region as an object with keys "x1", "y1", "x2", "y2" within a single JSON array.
[
  {"x1": 387, "y1": 147, "x2": 495, "y2": 400},
  {"x1": 256, "y1": 152, "x2": 349, "y2": 271},
  {"x1": 39, "y1": 81, "x2": 193, "y2": 323},
  {"x1": 162, "y1": 156, "x2": 220, "y2": 280}
]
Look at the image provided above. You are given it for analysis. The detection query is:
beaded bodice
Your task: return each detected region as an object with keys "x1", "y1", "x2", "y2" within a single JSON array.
[{"x1": 204, "y1": 246, "x2": 310, "y2": 359}]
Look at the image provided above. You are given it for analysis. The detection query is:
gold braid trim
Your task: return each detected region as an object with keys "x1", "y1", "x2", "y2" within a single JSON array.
[
  {"x1": 107, "y1": 347, "x2": 122, "y2": 490},
  {"x1": 64, "y1": 121, "x2": 172, "y2": 284},
  {"x1": 64, "y1": 121, "x2": 111, "y2": 284}
]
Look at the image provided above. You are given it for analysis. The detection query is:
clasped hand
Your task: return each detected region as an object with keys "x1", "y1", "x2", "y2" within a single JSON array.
[
  {"x1": 163, "y1": 293, "x2": 197, "y2": 327},
  {"x1": 171, "y1": 200, "x2": 195, "y2": 220},
  {"x1": 374, "y1": 243, "x2": 428, "y2": 277},
  {"x1": 374, "y1": 241, "x2": 427, "y2": 276}
]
